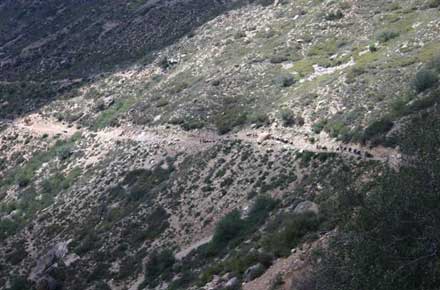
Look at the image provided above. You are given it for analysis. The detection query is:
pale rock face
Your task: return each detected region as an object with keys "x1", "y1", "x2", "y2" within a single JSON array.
[{"x1": 294, "y1": 201, "x2": 319, "y2": 215}]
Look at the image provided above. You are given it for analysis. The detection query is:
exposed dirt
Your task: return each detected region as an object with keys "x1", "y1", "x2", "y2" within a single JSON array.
[{"x1": 10, "y1": 114, "x2": 401, "y2": 168}]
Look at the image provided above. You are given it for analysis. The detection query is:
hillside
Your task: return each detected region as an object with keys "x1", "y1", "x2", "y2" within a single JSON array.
[{"x1": 1, "y1": 1, "x2": 440, "y2": 290}]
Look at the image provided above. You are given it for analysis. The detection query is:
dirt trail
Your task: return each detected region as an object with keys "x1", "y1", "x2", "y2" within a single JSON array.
[
  {"x1": 10, "y1": 114, "x2": 401, "y2": 167},
  {"x1": 175, "y1": 235, "x2": 213, "y2": 260},
  {"x1": 237, "y1": 128, "x2": 401, "y2": 166},
  {"x1": 13, "y1": 114, "x2": 78, "y2": 138}
]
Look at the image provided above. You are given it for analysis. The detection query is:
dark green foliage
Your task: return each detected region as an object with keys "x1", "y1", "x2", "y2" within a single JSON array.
[
  {"x1": 122, "y1": 165, "x2": 173, "y2": 202},
  {"x1": 6, "y1": 276, "x2": 32, "y2": 290},
  {"x1": 181, "y1": 117, "x2": 205, "y2": 131},
  {"x1": 317, "y1": 169, "x2": 440, "y2": 290},
  {"x1": 0, "y1": 219, "x2": 20, "y2": 240},
  {"x1": 94, "y1": 281, "x2": 111, "y2": 290},
  {"x1": 363, "y1": 118, "x2": 394, "y2": 142},
  {"x1": 117, "y1": 254, "x2": 142, "y2": 281},
  {"x1": 247, "y1": 195, "x2": 278, "y2": 227},
  {"x1": 426, "y1": 0, "x2": 440, "y2": 8},
  {"x1": 262, "y1": 212, "x2": 320, "y2": 257},
  {"x1": 214, "y1": 108, "x2": 248, "y2": 134},
  {"x1": 211, "y1": 210, "x2": 244, "y2": 250},
  {"x1": 280, "y1": 109, "x2": 296, "y2": 127},
  {"x1": 247, "y1": 112, "x2": 270, "y2": 128},
  {"x1": 376, "y1": 30, "x2": 399, "y2": 43},
  {"x1": 207, "y1": 196, "x2": 277, "y2": 256},
  {"x1": 142, "y1": 249, "x2": 176, "y2": 288},
  {"x1": 0, "y1": 82, "x2": 57, "y2": 117},
  {"x1": 312, "y1": 119, "x2": 327, "y2": 134},
  {"x1": 224, "y1": 250, "x2": 272, "y2": 277},
  {"x1": 413, "y1": 68, "x2": 439, "y2": 93},
  {"x1": 74, "y1": 231, "x2": 100, "y2": 255},
  {"x1": 167, "y1": 270, "x2": 196, "y2": 290},
  {"x1": 427, "y1": 55, "x2": 440, "y2": 73},
  {"x1": 140, "y1": 206, "x2": 170, "y2": 241},
  {"x1": 5, "y1": 241, "x2": 27, "y2": 265},
  {"x1": 201, "y1": 250, "x2": 272, "y2": 284},
  {"x1": 273, "y1": 74, "x2": 295, "y2": 87},
  {"x1": 324, "y1": 10, "x2": 344, "y2": 21},
  {"x1": 257, "y1": 0, "x2": 275, "y2": 6},
  {"x1": 87, "y1": 263, "x2": 111, "y2": 283},
  {"x1": 0, "y1": 134, "x2": 81, "y2": 190},
  {"x1": 270, "y1": 56, "x2": 288, "y2": 64},
  {"x1": 316, "y1": 111, "x2": 440, "y2": 290},
  {"x1": 57, "y1": 144, "x2": 73, "y2": 160}
]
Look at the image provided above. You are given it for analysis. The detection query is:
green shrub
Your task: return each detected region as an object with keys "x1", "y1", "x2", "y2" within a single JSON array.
[
  {"x1": 262, "y1": 212, "x2": 320, "y2": 257},
  {"x1": 143, "y1": 249, "x2": 176, "y2": 288},
  {"x1": 317, "y1": 169, "x2": 440, "y2": 290},
  {"x1": 413, "y1": 68, "x2": 439, "y2": 93},
  {"x1": 316, "y1": 111, "x2": 440, "y2": 290},
  {"x1": 427, "y1": 54, "x2": 440, "y2": 72},
  {"x1": 426, "y1": 0, "x2": 440, "y2": 8},
  {"x1": 324, "y1": 10, "x2": 344, "y2": 21},
  {"x1": 363, "y1": 118, "x2": 394, "y2": 141},
  {"x1": 223, "y1": 250, "x2": 272, "y2": 277},
  {"x1": 280, "y1": 109, "x2": 296, "y2": 127},
  {"x1": 122, "y1": 166, "x2": 173, "y2": 202},
  {"x1": 0, "y1": 219, "x2": 20, "y2": 240},
  {"x1": 376, "y1": 30, "x2": 399, "y2": 43},
  {"x1": 369, "y1": 43, "x2": 378, "y2": 52},
  {"x1": 247, "y1": 195, "x2": 278, "y2": 227},
  {"x1": 247, "y1": 112, "x2": 270, "y2": 127},
  {"x1": 270, "y1": 56, "x2": 288, "y2": 64},
  {"x1": 273, "y1": 74, "x2": 295, "y2": 88},
  {"x1": 207, "y1": 196, "x2": 277, "y2": 255},
  {"x1": 312, "y1": 120, "x2": 327, "y2": 134},
  {"x1": 181, "y1": 117, "x2": 205, "y2": 131},
  {"x1": 6, "y1": 276, "x2": 31, "y2": 290},
  {"x1": 210, "y1": 210, "x2": 244, "y2": 251},
  {"x1": 214, "y1": 109, "x2": 248, "y2": 134}
]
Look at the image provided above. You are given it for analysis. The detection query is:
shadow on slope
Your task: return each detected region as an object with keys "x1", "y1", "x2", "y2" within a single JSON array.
[{"x1": 0, "y1": 0, "x2": 275, "y2": 119}]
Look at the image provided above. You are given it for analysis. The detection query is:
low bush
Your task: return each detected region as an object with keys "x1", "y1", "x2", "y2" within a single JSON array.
[
  {"x1": 262, "y1": 212, "x2": 320, "y2": 257},
  {"x1": 0, "y1": 219, "x2": 19, "y2": 240},
  {"x1": 206, "y1": 196, "x2": 277, "y2": 256},
  {"x1": 412, "y1": 68, "x2": 438, "y2": 93},
  {"x1": 122, "y1": 166, "x2": 173, "y2": 202},
  {"x1": 426, "y1": 0, "x2": 440, "y2": 8},
  {"x1": 181, "y1": 117, "x2": 205, "y2": 131},
  {"x1": 273, "y1": 74, "x2": 295, "y2": 88},
  {"x1": 270, "y1": 56, "x2": 288, "y2": 64},
  {"x1": 214, "y1": 109, "x2": 248, "y2": 134},
  {"x1": 143, "y1": 249, "x2": 176, "y2": 288},
  {"x1": 363, "y1": 118, "x2": 394, "y2": 141},
  {"x1": 312, "y1": 119, "x2": 327, "y2": 134},
  {"x1": 324, "y1": 10, "x2": 344, "y2": 21},
  {"x1": 376, "y1": 30, "x2": 399, "y2": 43},
  {"x1": 280, "y1": 109, "x2": 296, "y2": 127},
  {"x1": 6, "y1": 276, "x2": 32, "y2": 290},
  {"x1": 247, "y1": 112, "x2": 270, "y2": 128}
]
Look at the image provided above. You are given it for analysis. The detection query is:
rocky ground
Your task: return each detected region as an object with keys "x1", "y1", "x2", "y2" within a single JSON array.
[{"x1": 1, "y1": 0, "x2": 440, "y2": 290}]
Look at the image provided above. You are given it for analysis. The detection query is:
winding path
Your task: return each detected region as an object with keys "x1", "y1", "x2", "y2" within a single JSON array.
[{"x1": 8, "y1": 113, "x2": 402, "y2": 167}]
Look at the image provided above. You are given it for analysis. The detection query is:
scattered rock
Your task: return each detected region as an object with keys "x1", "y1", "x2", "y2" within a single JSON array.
[{"x1": 294, "y1": 201, "x2": 319, "y2": 215}]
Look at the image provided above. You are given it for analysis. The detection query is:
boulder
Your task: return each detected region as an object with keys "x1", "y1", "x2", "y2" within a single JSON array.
[
  {"x1": 243, "y1": 263, "x2": 265, "y2": 282},
  {"x1": 224, "y1": 277, "x2": 240, "y2": 289},
  {"x1": 257, "y1": 133, "x2": 271, "y2": 144},
  {"x1": 294, "y1": 201, "x2": 319, "y2": 215}
]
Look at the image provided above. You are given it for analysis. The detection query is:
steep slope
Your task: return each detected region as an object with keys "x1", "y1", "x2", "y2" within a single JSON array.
[{"x1": 1, "y1": 1, "x2": 440, "y2": 290}]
